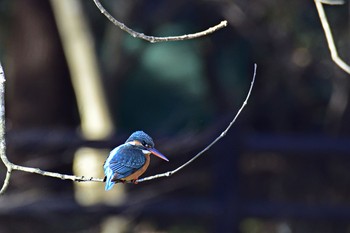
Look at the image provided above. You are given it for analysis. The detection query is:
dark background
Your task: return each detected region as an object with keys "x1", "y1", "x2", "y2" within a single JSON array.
[{"x1": 0, "y1": 0, "x2": 350, "y2": 232}]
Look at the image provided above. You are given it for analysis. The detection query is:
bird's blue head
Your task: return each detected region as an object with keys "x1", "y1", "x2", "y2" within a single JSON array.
[
  {"x1": 126, "y1": 131, "x2": 155, "y2": 148},
  {"x1": 126, "y1": 131, "x2": 169, "y2": 161}
]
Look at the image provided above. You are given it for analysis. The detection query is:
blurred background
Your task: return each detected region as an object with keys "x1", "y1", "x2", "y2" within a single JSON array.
[{"x1": 0, "y1": 0, "x2": 350, "y2": 232}]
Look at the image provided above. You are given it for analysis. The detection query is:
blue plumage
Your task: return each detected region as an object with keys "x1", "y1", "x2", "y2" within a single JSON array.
[
  {"x1": 103, "y1": 131, "x2": 169, "y2": 191},
  {"x1": 104, "y1": 145, "x2": 146, "y2": 190}
]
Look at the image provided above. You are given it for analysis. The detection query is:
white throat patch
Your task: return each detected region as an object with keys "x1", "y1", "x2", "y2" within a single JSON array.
[{"x1": 142, "y1": 150, "x2": 151, "y2": 155}]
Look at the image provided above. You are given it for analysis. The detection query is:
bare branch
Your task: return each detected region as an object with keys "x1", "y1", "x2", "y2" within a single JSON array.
[
  {"x1": 11, "y1": 164, "x2": 104, "y2": 182},
  {"x1": 136, "y1": 63, "x2": 257, "y2": 183},
  {"x1": 0, "y1": 61, "x2": 257, "y2": 192},
  {"x1": 0, "y1": 62, "x2": 104, "y2": 195},
  {"x1": 92, "y1": 0, "x2": 227, "y2": 43},
  {"x1": 314, "y1": 0, "x2": 350, "y2": 75}
]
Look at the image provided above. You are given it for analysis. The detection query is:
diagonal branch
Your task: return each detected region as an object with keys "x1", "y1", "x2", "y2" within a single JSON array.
[
  {"x1": 0, "y1": 61, "x2": 256, "y2": 193},
  {"x1": 314, "y1": 0, "x2": 350, "y2": 75},
  {"x1": 92, "y1": 0, "x2": 227, "y2": 43}
]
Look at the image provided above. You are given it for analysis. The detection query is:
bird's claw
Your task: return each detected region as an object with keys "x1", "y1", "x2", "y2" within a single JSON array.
[{"x1": 131, "y1": 179, "x2": 138, "y2": 184}]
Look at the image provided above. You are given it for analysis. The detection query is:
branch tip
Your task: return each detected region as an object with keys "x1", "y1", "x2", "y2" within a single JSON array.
[
  {"x1": 314, "y1": 0, "x2": 350, "y2": 75},
  {"x1": 134, "y1": 63, "x2": 257, "y2": 183}
]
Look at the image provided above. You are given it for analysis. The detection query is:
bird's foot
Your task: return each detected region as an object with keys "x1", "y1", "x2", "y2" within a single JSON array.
[
  {"x1": 130, "y1": 179, "x2": 138, "y2": 184},
  {"x1": 112, "y1": 179, "x2": 126, "y2": 184}
]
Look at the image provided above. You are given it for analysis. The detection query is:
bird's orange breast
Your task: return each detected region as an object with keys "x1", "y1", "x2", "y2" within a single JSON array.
[{"x1": 122, "y1": 154, "x2": 150, "y2": 181}]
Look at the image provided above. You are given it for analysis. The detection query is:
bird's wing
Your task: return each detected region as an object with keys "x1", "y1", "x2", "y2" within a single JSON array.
[{"x1": 106, "y1": 146, "x2": 146, "y2": 179}]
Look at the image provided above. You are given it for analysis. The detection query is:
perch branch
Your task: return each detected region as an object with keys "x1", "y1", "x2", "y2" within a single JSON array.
[
  {"x1": 314, "y1": 0, "x2": 350, "y2": 75},
  {"x1": 10, "y1": 164, "x2": 103, "y2": 182},
  {"x1": 0, "y1": 62, "x2": 256, "y2": 193},
  {"x1": 92, "y1": 0, "x2": 227, "y2": 43}
]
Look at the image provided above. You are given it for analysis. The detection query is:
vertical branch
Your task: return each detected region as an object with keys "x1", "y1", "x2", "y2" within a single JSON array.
[
  {"x1": 0, "y1": 62, "x2": 12, "y2": 195},
  {"x1": 51, "y1": 0, "x2": 114, "y2": 138},
  {"x1": 51, "y1": 0, "x2": 118, "y2": 204}
]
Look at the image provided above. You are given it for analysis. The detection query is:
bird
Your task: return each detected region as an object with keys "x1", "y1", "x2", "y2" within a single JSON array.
[{"x1": 103, "y1": 131, "x2": 169, "y2": 191}]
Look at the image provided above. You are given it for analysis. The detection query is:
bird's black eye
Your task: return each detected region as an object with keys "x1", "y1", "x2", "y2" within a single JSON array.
[{"x1": 142, "y1": 141, "x2": 151, "y2": 148}]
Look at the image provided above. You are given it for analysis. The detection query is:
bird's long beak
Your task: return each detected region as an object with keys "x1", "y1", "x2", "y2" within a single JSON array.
[{"x1": 148, "y1": 148, "x2": 169, "y2": 162}]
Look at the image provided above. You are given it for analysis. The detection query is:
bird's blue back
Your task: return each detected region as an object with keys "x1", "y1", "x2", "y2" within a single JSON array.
[{"x1": 104, "y1": 143, "x2": 146, "y2": 190}]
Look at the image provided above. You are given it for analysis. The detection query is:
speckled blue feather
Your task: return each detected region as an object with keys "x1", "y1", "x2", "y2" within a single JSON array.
[{"x1": 103, "y1": 131, "x2": 154, "y2": 191}]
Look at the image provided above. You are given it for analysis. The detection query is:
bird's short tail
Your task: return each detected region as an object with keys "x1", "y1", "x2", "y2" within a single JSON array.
[{"x1": 104, "y1": 168, "x2": 115, "y2": 191}]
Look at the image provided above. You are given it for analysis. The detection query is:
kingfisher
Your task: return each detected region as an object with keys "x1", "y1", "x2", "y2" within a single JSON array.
[{"x1": 103, "y1": 131, "x2": 169, "y2": 191}]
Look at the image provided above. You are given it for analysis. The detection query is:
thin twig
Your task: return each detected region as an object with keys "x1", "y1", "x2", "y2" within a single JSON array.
[
  {"x1": 12, "y1": 164, "x2": 104, "y2": 182},
  {"x1": 314, "y1": 0, "x2": 350, "y2": 75},
  {"x1": 92, "y1": 0, "x2": 227, "y2": 43},
  {"x1": 137, "y1": 63, "x2": 257, "y2": 183}
]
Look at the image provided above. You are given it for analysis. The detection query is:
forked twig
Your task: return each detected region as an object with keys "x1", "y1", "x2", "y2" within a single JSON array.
[
  {"x1": 0, "y1": 63, "x2": 257, "y2": 194},
  {"x1": 314, "y1": 0, "x2": 350, "y2": 75},
  {"x1": 0, "y1": 64, "x2": 103, "y2": 195},
  {"x1": 92, "y1": 0, "x2": 227, "y2": 43}
]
